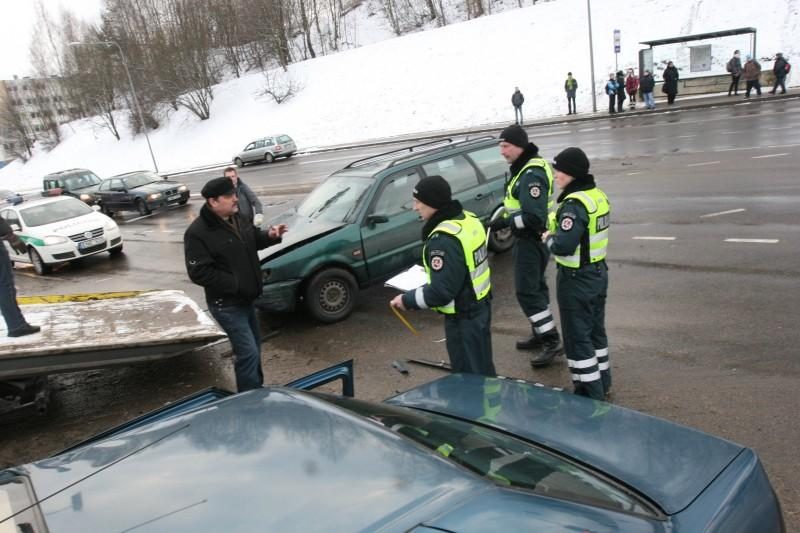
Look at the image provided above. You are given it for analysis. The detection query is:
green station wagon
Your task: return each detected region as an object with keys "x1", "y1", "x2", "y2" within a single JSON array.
[{"x1": 257, "y1": 137, "x2": 514, "y2": 323}]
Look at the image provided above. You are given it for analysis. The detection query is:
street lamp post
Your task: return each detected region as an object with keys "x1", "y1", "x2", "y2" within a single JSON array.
[
  {"x1": 68, "y1": 41, "x2": 159, "y2": 173},
  {"x1": 586, "y1": 0, "x2": 597, "y2": 112}
]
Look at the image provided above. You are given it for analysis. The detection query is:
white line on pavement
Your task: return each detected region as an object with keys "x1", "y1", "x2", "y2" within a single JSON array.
[
  {"x1": 700, "y1": 208, "x2": 746, "y2": 218},
  {"x1": 637, "y1": 138, "x2": 658, "y2": 142},
  {"x1": 687, "y1": 161, "x2": 721, "y2": 167},
  {"x1": 578, "y1": 128, "x2": 596, "y2": 132},
  {"x1": 752, "y1": 153, "x2": 789, "y2": 159},
  {"x1": 627, "y1": 171, "x2": 643, "y2": 175},
  {"x1": 539, "y1": 130, "x2": 570, "y2": 136},
  {"x1": 720, "y1": 131, "x2": 739, "y2": 135},
  {"x1": 676, "y1": 134, "x2": 697, "y2": 138},
  {"x1": 724, "y1": 238, "x2": 779, "y2": 244},
  {"x1": 632, "y1": 236, "x2": 676, "y2": 241},
  {"x1": 771, "y1": 126, "x2": 794, "y2": 131},
  {"x1": 298, "y1": 154, "x2": 365, "y2": 165}
]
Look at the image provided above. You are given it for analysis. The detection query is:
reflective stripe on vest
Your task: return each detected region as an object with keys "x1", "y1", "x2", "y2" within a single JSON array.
[
  {"x1": 503, "y1": 158, "x2": 556, "y2": 224},
  {"x1": 423, "y1": 211, "x2": 491, "y2": 314},
  {"x1": 554, "y1": 188, "x2": 610, "y2": 268}
]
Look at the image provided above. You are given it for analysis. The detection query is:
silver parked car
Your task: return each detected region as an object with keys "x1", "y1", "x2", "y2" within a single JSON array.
[{"x1": 233, "y1": 134, "x2": 296, "y2": 167}]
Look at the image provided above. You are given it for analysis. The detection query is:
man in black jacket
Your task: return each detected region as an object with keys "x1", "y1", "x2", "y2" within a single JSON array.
[
  {"x1": 511, "y1": 87, "x2": 525, "y2": 125},
  {"x1": 184, "y1": 177, "x2": 287, "y2": 392},
  {"x1": 1, "y1": 215, "x2": 40, "y2": 337},
  {"x1": 770, "y1": 52, "x2": 788, "y2": 95}
]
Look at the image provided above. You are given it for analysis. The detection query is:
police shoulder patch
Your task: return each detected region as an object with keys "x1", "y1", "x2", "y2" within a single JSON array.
[
  {"x1": 560, "y1": 217, "x2": 574, "y2": 231},
  {"x1": 529, "y1": 185, "x2": 541, "y2": 198},
  {"x1": 431, "y1": 256, "x2": 445, "y2": 271}
]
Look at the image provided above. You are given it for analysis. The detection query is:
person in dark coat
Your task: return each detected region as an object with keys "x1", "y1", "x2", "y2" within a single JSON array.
[
  {"x1": 662, "y1": 61, "x2": 679, "y2": 104},
  {"x1": 770, "y1": 53, "x2": 788, "y2": 95},
  {"x1": 224, "y1": 167, "x2": 263, "y2": 227},
  {"x1": 605, "y1": 74, "x2": 617, "y2": 114},
  {"x1": 184, "y1": 177, "x2": 287, "y2": 392},
  {"x1": 743, "y1": 55, "x2": 762, "y2": 98},
  {"x1": 511, "y1": 87, "x2": 525, "y2": 125},
  {"x1": 727, "y1": 50, "x2": 743, "y2": 96},
  {"x1": 564, "y1": 73, "x2": 578, "y2": 115},
  {"x1": 639, "y1": 70, "x2": 656, "y2": 109},
  {"x1": 1, "y1": 215, "x2": 40, "y2": 338},
  {"x1": 615, "y1": 71, "x2": 626, "y2": 112}
]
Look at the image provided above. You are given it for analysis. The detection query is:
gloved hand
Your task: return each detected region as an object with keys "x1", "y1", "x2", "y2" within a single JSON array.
[
  {"x1": 489, "y1": 217, "x2": 509, "y2": 232},
  {"x1": 8, "y1": 235, "x2": 26, "y2": 254},
  {"x1": 253, "y1": 213, "x2": 264, "y2": 227}
]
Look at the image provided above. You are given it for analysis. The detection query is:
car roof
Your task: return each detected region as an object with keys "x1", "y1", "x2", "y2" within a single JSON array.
[
  {"x1": 105, "y1": 170, "x2": 155, "y2": 180},
  {"x1": 43, "y1": 168, "x2": 94, "y2": 178},
  {"x1": 389, "y1": 374, "x2": 745, "y2": 515},
  {"x1": 4, "y1": 196, "x2": 77, "y2": 210},
  {"x1": 15, "y1": 388, "x2": 484, "y2": 531}
]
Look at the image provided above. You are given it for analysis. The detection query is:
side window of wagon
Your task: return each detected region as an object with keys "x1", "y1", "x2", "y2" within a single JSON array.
[
  {"x1": 466, "y1": 145, "x2": 507, "y2": 182},
  {"x1": 422, "y1": 155, "x2": 479, "y2": 194},
  {"x1": 372, "y1": 170, "x2": 420, "y2": 215}
]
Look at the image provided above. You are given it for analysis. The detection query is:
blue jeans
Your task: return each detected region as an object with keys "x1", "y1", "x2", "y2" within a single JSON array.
[
  {"x1": 1, "y1": 244, "x2": 27, "y2": 333},
  {"x1": 643, "y1": 91, "x2": 655, "y2": 109},
  {"x1": 514, "y1": 106, "x2": 523, "y2": 125},
  {"x1": 209, "y1": 302, "x2": 263, "y2": 392}
]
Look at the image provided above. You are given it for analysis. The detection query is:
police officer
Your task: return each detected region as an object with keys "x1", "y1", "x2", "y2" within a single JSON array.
[
  {"x1": 544, "y1": 147, "x2": 610, "y2": 400},
  {"x1": 390, "y1": 175, "x2": 495, "y2": 376},
  {"x1": 490, "y1": 124, "x2": 562, "y2": 367}
]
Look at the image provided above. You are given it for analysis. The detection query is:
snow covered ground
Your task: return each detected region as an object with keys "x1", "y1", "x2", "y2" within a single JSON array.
[{"x1": 1, "y1": 0, "x2": 797, "y2": 191}]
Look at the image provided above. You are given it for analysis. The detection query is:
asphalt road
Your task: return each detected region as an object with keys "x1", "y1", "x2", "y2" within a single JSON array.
[{"x1": 2, "y1": 97, "x2": 799, "y2": 528}]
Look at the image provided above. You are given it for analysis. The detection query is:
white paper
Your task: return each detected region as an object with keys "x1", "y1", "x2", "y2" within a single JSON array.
[{"x1": 385, "y1": 264, "x2": 427, "y2": 291}]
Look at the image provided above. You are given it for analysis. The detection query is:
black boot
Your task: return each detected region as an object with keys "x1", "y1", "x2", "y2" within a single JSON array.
[
  {"x1": 516, "y1": 326, "x2": 543, "y2": 350},
  {"x1": 8, "y1": 323, "x2": 41, "y2": 337},
  {"x1": 530, "y1": 333, "x2": 563, "y2": 368}
]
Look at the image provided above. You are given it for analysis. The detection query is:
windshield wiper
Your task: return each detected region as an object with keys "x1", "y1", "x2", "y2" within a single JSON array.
[{"x1": 309, "y1": 187, "x2": 350, "y2": 219}]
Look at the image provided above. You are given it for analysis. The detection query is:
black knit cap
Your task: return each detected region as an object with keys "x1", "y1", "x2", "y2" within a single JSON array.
[
  {"x1": 201, "y1": 176, "x2": 236, "y2": 199},
  {"x1": 413, "y1": 175, "x2": 451, "y2": 209},
  {"x1": 499, "y1": 124, "x2": 528, "y2": 148},
  {"x1": 553, "y1": 147, "x2": 590, "y2": 181}
]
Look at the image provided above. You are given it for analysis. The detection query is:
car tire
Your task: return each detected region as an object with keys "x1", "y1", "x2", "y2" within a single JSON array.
[
  {"x1": 487, "y1": 206, "x2": 516, "y2": 253},
  {"x1": 305, "y1": 268, "x2": 358, "y2": 323},
  {"x1": 264, "y1": 153, "x2": 275, "y2": 164},
  {"x1": 101, "y1": 203, "x2": 114, "y2": 217},
  {"x1": 234, "y1": 158, "x2": 244, "y2": 168},
  {"x1": 109, "y1": 244, "x2": 124, "y2": 256},
  {"x1": 136, "y1": 199, "x2": 151, "y2": 216},
  {"x1": 29, "y1": 248, "x2": 52, "y2": 275},
  {"x1": 179, "y1": 198, "x2": 188, "y2": 205},
  {"x1": 284, "y1": 153, "x2": 293, "y2": 159}
]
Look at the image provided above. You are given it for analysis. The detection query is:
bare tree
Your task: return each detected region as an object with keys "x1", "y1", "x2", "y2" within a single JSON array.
[
  {"x1": 262, "y1": 69, "x2": 302, "y2": 103},
  {"x1": 0, "y1": 84, "x2": 36, "y2": 160},
  {"x1": 63, "y1": 41, "x2": 122, "y2": 140}
]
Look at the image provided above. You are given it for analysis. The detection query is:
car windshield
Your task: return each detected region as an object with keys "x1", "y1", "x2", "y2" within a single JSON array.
[
  {"x1": 321, "y1": 394, "x2": 658, "y2": 519},
  {"x1": 20, "y1": 198, "x2": 93, "y2": 227},
  {"x1": 62, "y1": 172, "x2": 101, "y2": 190},
  {"x1": 296, "y1": 175, "x2": 373, "y2": 222},
  {"x1": 122, "y1": 172, "x2": 160, "y2": 189}
]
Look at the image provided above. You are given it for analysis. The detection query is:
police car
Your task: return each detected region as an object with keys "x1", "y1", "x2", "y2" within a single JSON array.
[{"x1": 0, "y1": 196, "x2": 123, "y2": 275}]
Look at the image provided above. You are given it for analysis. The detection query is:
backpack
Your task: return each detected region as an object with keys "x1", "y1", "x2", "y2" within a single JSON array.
[
  {"x1": 786, "y1": 62, "x2": 792, "y2": 74},
  {"x1": 726, "y1": 59, "x2": 732, "y2": 73}
]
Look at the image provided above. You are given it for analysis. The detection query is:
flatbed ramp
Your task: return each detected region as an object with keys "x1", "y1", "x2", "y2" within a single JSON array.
[{"x1": 1, "y1": 290, "x2": 226, "y2": 380}]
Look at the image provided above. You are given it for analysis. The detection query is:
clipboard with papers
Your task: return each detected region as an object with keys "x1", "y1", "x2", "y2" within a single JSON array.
[{"x1": 384, "y1": 264, "x2": 427, "y2": 292}]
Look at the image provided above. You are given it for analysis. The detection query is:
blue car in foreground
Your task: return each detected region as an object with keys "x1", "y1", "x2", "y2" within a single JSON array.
[{"x1": 0, "y1": 363, "x2": 784, "y2": 532}]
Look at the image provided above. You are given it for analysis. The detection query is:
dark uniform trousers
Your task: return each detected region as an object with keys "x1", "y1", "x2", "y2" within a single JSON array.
[
  {"x1": 557, "y1": 261, "x2": 610, "y2": 400},
  {"x1": 513, "y1": 237, "x2": 554, "y2": 333},
  {"x1": 444, "y1": 298, "x2": 495, "y2": 377}
]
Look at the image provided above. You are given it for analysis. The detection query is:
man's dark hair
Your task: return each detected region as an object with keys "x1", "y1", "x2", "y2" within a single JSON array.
[{"x1": 224, "y1": 166, "x2": 237, "y2": 175}]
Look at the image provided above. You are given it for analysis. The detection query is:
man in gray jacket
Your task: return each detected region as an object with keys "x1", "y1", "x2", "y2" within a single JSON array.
[{"x1": 224, "y1": 167, "x2": 264, "y2": 226}]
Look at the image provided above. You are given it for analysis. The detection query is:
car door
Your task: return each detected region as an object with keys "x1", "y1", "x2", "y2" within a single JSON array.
[
  {"x1": 241, "y1": 142, "x2": 257, "y2": 163},
  {"x1": 106, "y1": 179, "x2": 126, "y2": 209},
  {"x1": 1, "y1": 207, "x2": 25, "y2": 261},
  {"x1": 359, "y1": 169, "x2": 424, "y2": 280},
  {"x1": 421, "y1": 153, "x2": 493, "y2": 218}
]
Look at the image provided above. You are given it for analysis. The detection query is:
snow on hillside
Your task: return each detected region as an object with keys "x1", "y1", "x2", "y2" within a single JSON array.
[{"x1": 2, "y1": 0, "x2": 797, "y2": 190}]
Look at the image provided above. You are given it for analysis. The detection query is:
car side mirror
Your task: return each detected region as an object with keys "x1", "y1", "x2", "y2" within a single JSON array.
[
  {"x1": 10, "y1": 223, "x2": 20, "y2": 232},
  {"x1": 91, "y1": 205, "x2": 101, "y2": 212},
  {"x1": 367, "y1": 214, "x2": 389, "y2": 227}
]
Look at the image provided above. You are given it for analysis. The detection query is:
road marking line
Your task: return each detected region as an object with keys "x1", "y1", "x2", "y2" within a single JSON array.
[
  {"x1": 676, "y1": 134, "x2": 697, "y2": 138},
  {"x1": 633, "y1": 236, "x2": 676, "y2": 241},
  {"x1": 298, "y1": 154, "x2": 362, "y2": 165},
  {"x1": 637, "y1": 138, "x2": 658, "y2": 142},
  {"x1": 720, "y1": 131, "x2": 739, "y2": 135},
  {"x1": 687, "y1": 161, "x2": 720, "y2": 167},
  {"x1": 578, "y1": 128, "x2": 596, "y2": 132},
  {"x1": 701, "y1": 208, "x2": 746, "y2": 218},
  {"x1": 539, "y1": 130, "x2": 570, "y2": 136},
  {"x1": 627, "y1": 171, "x2": 643, "y2": 175},
  {"x1": 771, "y1": 126, "x2": 793, "y2": 131},
  {"x1": 752, "y1": 153, "x2": 789, "y2": 159},
  {"x1": 724, "y1": 238, "x2": 779, "y2": 244}
]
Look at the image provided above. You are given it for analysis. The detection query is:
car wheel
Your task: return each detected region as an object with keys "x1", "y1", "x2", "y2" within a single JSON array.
[
  {"x1": 101, "y1": 203, "x2": 114, "y2": 217},
  {"x1": 234, "y1": 158, "x2": 244, "y2": 168},
  {"x1": 29, "y1": 248, "x2": 52, "y2": 275},
  {"x1": 305, "y1": 268, "x2": 358, "y2": 323},
  {"x1": 264, "y1": 153, "x2": 275, "y2": 164},
  {"x1": 284, "y1": 153, "x2": 293, "y2": 159},
  {"x1": 136, "y1": 198, "x2": 151, "y2": 216},
  {"x1": 109, "y1": 244, "x2": 124, "y2": 256},
  {"x1": 179, "y1": 198, "x2": 188, "y2": 205},
  {"x1": 487, "y1": 206, "x2": 516, "y2": 253}
]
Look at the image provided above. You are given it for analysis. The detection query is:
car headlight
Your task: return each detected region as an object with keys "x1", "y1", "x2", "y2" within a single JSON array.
[
  {"x1": 79, "y1": 193, "x2": 92, "y2": 202},
  {"x1": 43, "y1": 235, "x2": 70, "y2": 245},
  {"x1": 178, "y1": 185, "x2": 188, "y2": 192},
  {"x1": 148, "y1": 193, "x2": 163, "y2": 201},
  {"x1": 104, "y1": 219, "x2": 118, "y2": 231}
]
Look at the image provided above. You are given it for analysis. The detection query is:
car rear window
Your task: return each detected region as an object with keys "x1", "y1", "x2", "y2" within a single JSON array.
[{"x1": 321, "y1": 394, "x2": 659, "y2": 519}]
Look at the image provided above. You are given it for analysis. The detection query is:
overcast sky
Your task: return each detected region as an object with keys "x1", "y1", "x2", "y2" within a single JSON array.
[{"x1": 0, "y1": 0, "x2": 103, "y2": 80}]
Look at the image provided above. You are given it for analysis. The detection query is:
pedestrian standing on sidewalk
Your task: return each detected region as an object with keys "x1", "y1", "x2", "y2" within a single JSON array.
[
  {"x1": 727, "y1": 50, "x2": 743, "y2": 96},
  {"x1": 770, "y1": 53, "x2": 789, "y2": 95},
  {"x1": 625, "y1": 69, "x2": 639, "y2": 109},
  {"x1": 564, "y1": 73, "x2": 578, "y2": 115},
  {"x1": 1, "y1": 215, "x2": 41, "y2": 338},
  {"x1": 615, "y1": 71, "x2": 627, "y2": 112},
  {"x1": 639, "y1": 70, "x2": 656, "y2": 109},
  {"x1": 743, "y1": 55, "x2": 762, "y2": 98},
  {"x1": 512, "y1": 87, "x2": 525, "y2": 125},
  {"x1": 605, "y1": 74, "x2": 618, "y2": 114},
  {"x1": 662, "y1": 61, "x2": 680, "y2": 104}
]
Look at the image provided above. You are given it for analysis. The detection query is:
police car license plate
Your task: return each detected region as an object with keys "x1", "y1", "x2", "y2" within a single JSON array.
[
  {"x1": 168, "y1": 194, "x2": 181, "y2": 201},
  {"x1": 79, "y1": 236, "x2": 105, "y2": 250}
]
